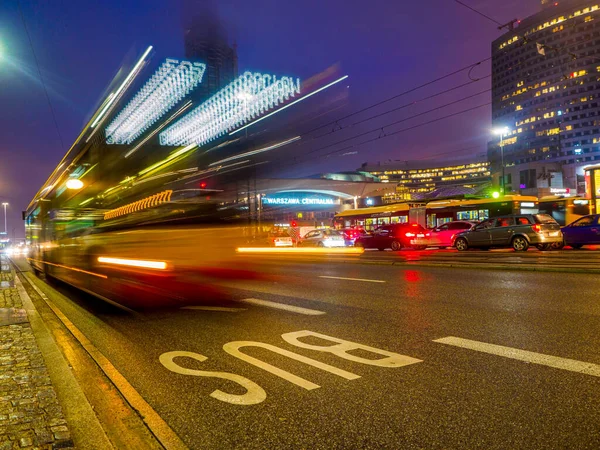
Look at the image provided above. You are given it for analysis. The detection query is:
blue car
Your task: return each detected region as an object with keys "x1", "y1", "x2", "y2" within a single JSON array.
[{"x1": 561, "y1": 214, "x2": 600, "y2": 249}]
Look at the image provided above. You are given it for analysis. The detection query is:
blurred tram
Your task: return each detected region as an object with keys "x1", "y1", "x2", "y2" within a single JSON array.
[
  {"x1": 423, "y1": 195, "x2": 539, "y2": 228},
  {"x1": 24, "y1": 47, "x2": 345, "y2": 308},
  {"x1": 538, "y1": 196, "x2": 590, "y2": 226},
  {"x1": 333, "y1": 202, "x2": 426, "y2": 231}
]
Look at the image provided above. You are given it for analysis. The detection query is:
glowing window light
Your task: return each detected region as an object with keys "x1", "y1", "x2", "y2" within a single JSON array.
[
  {"x1": 106, "y1": 60, "x2": 205, "y2": 145},
  {"x1": 104, "y1": 190, "x2": 173, "y2": 220},
  {"x1": 159, "y1": 71, "x2": 301, "y2": 146},
  {"x1": 97, "y1": 257, "x2": 167, "y2": 270},
  {"x1": 66, "y1": 179, "x2": 84, "y2": 190}
]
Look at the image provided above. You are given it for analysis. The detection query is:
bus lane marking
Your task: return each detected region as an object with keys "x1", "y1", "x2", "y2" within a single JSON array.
[
  {"x1": 434, "y1": 336, "x2": 600, "y2": 377},
  {"x1": 222, "y1": 341, "x2": 360, "y2": 390},
  {"x1": 160, "y1": 330, "x2": 422, "y2": 405},
  {"x1": 159, "y1": 351, "x2": 266, "y2": 405},
  {"x1": 318, "y1": 276, "x2": 386, "y2": 283},
  {"x1": 239, "y1": 298, "x2": 326, "y2": 315}
]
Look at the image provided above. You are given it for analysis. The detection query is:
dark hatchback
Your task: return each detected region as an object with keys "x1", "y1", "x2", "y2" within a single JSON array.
[
  {"x1": 354, "y1": 223, "x2": 426, "y2": 251},
  {"x1": 561, "y1": 214, "x2": 600, "y2": 249}
]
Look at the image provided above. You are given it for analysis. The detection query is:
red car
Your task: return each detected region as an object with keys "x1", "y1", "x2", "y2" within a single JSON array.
[
  {"x1": 354, "y1": 223, "x2": 426, "y2": 251},
  {"x1": 340, "y1": 228, "x2": 367, "y2": 245}
]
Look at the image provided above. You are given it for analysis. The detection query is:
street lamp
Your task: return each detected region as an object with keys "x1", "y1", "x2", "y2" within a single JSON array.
[
  {"x1": 2, "y1": 203, "x2": 8, "y2": 237},
  {"x1": 492, "y1": 127, "x2": 510, "y2": 194}
]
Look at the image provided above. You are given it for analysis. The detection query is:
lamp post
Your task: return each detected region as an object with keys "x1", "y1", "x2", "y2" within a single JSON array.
[
  {"x1": 1, "y1": 203, "x2": 8, "y2": 237},
  {"x1": 492, "y1": 127, "x2": 510, "y2": 194}
]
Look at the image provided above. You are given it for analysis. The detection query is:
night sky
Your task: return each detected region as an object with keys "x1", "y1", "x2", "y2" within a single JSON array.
[{"x1": 0, "y1": 0, "x2": 541, "y2": 237}]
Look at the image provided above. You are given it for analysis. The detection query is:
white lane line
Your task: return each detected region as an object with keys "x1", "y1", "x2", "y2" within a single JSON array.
[
  {"x1": 318, "y1": 276, "x2": 386, "y2": 283},
  {"x1": 434, "y1": 336, "x2": 600, "y2": 378},
  {"x1": 239, "y1": 298, "x2": 326, "y2": 316},
  {"x1": 181, "y1": 306, "x2": 247, "y2": 312}
]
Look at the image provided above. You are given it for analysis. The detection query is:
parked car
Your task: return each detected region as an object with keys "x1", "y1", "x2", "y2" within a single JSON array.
[
  {"x1": 560, "y1": 214, "x2": 600, "y2": 249},
  {"x1": 354, "y1": 223, "x2": 426, "y2": 251},
  {"x1": 267, "y1": 228, "x2": 294, "y2": 247},
  {"x1": 340, "y1": 228, "x2": 367, "y2": 246},
  {"x1": 453, "y1": 214, "x2": 563, "y2": 252},
  {"x1": 412, "y1": 221, "x2": 476, "y2": 249},
  {"x1": 299, "y1": 229, "x2": 346, "y2": 248}
]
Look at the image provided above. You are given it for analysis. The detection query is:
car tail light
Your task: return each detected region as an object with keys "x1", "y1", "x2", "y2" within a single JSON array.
[
  {"x1": 425, "y1": 233, "x2": 431, "y2": 237},
  {"x1": 405, "y1": 232, "x2": 415, "y2": 237},
  {"x1": 532, "y1": 224, "x2": 542, "y2": 233}
]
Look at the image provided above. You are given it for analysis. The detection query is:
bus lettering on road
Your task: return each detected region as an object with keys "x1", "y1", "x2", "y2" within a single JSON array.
[
  {"x1": 159, "y1": 351, "x2": 267, "y2": 406},
  {"x1": 160, "y1": 330, "x2": 421, "y2": 405},
  {"x1": 282, "y1": 330, "x2": 423, "y2": 368},
  {"x1": 222, "y1": 341, "x2": 360, "y2": 390}
]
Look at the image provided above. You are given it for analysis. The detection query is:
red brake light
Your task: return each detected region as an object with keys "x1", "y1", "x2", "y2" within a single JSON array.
[
  {"x1": 532, "y1": 224, "x2": 542, "y2": 233},
  {"x1": 425, "y1": 233, "x2": 431, "y2": 237},
  {"x1": 200, "y1": 182, "x2": 207, "y2": 189}
]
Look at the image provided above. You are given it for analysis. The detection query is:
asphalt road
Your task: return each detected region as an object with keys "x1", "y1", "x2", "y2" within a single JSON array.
[{"x1": 12, "y1": 255, "x2": 600, "y2": 449}]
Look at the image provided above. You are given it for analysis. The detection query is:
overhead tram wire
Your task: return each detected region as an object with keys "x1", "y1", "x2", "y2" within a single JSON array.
[
  {"x1": 309, "y1": 75, "x2": 491, "y2": 140},
  {"x1": 259, "y1": 101, "x2": 491, "y2": 175},
  {"x1": 17, "y1": 0, "x2": 65, "y2": 152},
  {"x1": 300, "y1": 88, "x2": 491, "y2": 158},
  {"x1": 311, "y1": 102, "x2": 492, "y2": 162},
  {"x1": 300, "y1": 56, "x2": 492, "y2": 136},
  {"x1": 453, "y1": 0, "x2": 503, "y2": 27}
]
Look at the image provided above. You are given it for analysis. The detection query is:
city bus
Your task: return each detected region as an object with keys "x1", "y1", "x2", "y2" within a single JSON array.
[
  {"x1": 424, "y1": 195, "x2": 539, "y2": 228},
  {"x1": 333, "y1": 202, "x2": 426, "y2": 231},
  {"x1": 538, "y1": 196, "x2": 590, "y2": 226}
]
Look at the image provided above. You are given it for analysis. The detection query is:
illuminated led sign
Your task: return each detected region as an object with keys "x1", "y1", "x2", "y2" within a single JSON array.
[
  {"x1": 106, "y1": 59, "x2": 206, "y2": 145},
  {"x1": 159, "y1": 71, "x2": 301, "y2": 146},
  {"x1": 550, "y1": 187, "x2": 570, "y2": 195},
  {"x1": 262, "y1": 196, "x2": 339, "y2": 206}
]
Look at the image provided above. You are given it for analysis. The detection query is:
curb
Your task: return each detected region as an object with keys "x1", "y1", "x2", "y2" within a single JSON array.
[
  {"x1": 13, "y1": 268, "x2": 113, "y2": 449},
  {"x1": 17, "y1": 263, "x2": 188, "y2": 450}
]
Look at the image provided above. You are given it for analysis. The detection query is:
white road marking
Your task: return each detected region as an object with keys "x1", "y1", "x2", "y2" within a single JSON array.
[
  {"x1": 239, "y1": 298, "x2": 326, "y2": 315},
  {"x1": 223, "y1": 341, "x2": 360, "y2": 390},
  {"x1": 181, "y1": 306, "x2": 247, "y2": 312},
  {"x1": 160, "y1": 351, "x2": 267, "y2": 405},
  {"x1": 318, "y1": 275, "x2": 386, "y2": 283},
  {"x1": 434, "y1": 336, "x2": 600, "y2": 377}
]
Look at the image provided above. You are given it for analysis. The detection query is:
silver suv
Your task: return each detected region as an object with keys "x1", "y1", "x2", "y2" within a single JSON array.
[{"x1": 453, "y1": 214, "x2": 563, "y2": 252}]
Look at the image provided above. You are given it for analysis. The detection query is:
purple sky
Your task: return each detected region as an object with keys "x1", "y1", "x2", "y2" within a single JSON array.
[{"x1": 0, "y1": 0, "x2": 541, "y2": 236}]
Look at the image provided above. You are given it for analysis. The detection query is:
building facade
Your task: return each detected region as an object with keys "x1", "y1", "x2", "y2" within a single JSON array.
[
  {"x1": 183, "y1": 8, "x2": 238, "y2": 101},
  {"x1": 490, "y1": 0, "x2": 600, "y2": 196},
  {"x1": 360, "y1": 159, "x2": 491, "y2": 200}
]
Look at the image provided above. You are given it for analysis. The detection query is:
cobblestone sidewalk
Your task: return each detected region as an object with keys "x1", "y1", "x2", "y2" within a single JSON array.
[{"x1": 0, "y1": 255, "x2": 73, "y2": 449}]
